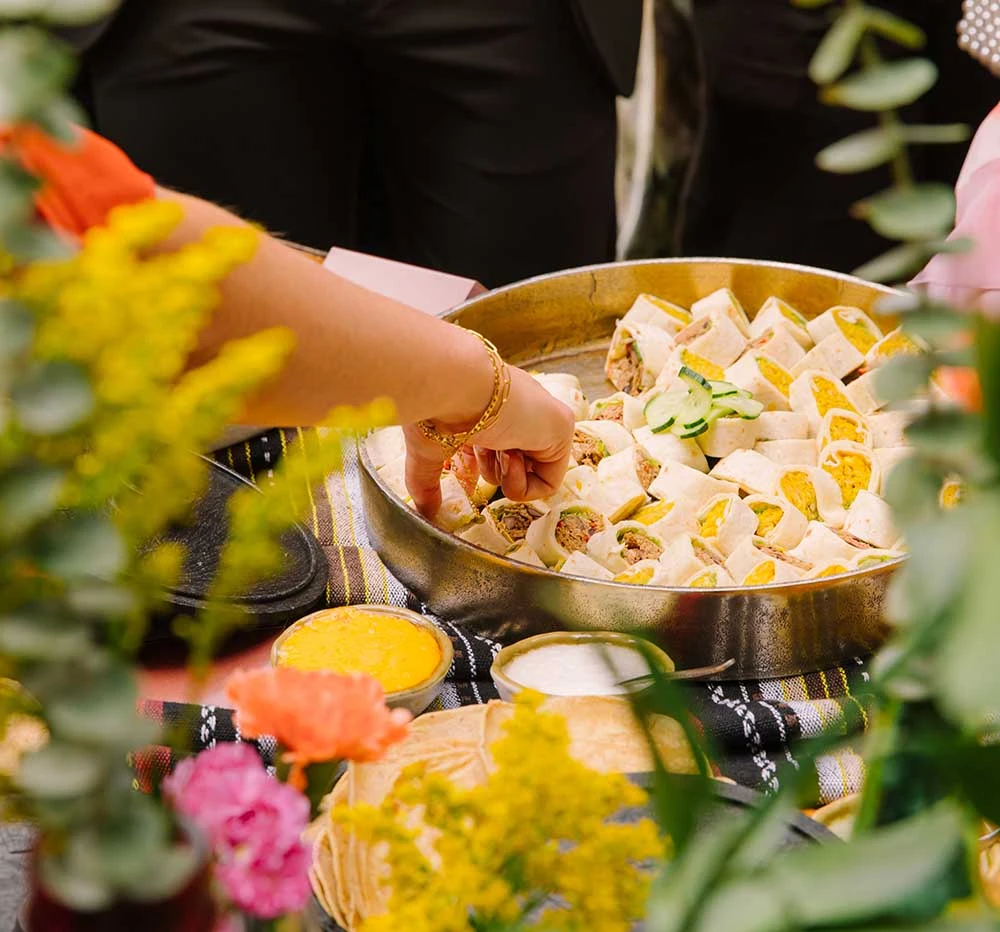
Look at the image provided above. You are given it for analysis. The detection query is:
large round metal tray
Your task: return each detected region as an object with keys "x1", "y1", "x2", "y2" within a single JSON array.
[{"x1": 359, "y1": 258, "x2": 901, "y2": 680}]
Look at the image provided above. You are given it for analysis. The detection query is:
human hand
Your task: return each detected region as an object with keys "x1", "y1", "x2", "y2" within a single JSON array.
[{"x1": 404, "y1": 365, "x2": 574, "y2": 519}]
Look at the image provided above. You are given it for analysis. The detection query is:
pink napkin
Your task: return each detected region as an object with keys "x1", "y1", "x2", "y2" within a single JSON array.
[{"x1": 911, "y1": 102, "x2": 1000, "y2": 315}]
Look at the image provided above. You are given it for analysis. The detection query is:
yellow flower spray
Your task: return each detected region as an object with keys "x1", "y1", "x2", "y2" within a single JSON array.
[{"x1": 336, "y1": 692, "x2": 667, "y2": 932}]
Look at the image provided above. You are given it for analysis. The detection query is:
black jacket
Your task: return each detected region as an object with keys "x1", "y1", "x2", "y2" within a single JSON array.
[
  {"x1": 61, "y1": 0, "x2": 643, "y2": 98},
  {"x1": 571, "y1": 0, "x2": 644, "y2": 97}
]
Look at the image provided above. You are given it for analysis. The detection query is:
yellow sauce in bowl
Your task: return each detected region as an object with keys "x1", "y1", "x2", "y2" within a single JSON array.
[{"x1": 274, "y1": 607, "x2": 443, "y2": 693}]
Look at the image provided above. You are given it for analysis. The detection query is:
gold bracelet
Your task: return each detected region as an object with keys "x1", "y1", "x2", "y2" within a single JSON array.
[{"x1": 417, "y1": 331, "x2": 512, "y2": 454}]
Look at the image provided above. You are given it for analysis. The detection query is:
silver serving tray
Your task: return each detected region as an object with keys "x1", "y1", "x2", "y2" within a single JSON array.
[{"x1": 359, "y1": 258, "x2": 901, "y2": 680}]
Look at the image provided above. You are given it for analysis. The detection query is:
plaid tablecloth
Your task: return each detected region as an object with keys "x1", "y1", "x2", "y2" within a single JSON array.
[{"x1": 137, "y1": 429, "x2": 871, "y2": 807}]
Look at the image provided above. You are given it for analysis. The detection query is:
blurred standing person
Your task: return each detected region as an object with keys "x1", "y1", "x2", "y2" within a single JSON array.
[
  {"x1": 66, "y1": 0, "x2": 642, "y2": 288},
  {"x1": 679, "y1": 0, "x2": 997, "y2": 274}
]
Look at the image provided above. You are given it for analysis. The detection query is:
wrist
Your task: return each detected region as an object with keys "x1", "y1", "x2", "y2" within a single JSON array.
[{"x1": 433, "y1": 327, "x2": 497, "y2": 431}]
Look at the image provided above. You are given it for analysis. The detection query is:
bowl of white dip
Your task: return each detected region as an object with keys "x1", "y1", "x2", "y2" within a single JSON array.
[{"x1": 490, "y1": 631, "x2": 675, "y2": 702}]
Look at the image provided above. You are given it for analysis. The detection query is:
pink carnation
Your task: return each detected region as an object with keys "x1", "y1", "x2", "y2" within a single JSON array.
[{"x1": 164, "y1": 743, "x2": 312, "y2": 919}]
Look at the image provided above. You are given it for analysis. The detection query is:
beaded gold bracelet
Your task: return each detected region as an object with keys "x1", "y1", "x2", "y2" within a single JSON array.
[{"x1": 417, "y1": 330, "x2": 512, "y2": 454}]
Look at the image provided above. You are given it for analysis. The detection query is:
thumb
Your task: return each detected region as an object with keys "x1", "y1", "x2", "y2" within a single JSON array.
[{"x1": 403, "y1": 427, "x2": 446, "y2": 518}]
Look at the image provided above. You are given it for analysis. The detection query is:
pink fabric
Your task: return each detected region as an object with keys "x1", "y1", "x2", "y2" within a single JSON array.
[{"x1": 911, "y1": 102, "x2": 1000, "y2": 314}]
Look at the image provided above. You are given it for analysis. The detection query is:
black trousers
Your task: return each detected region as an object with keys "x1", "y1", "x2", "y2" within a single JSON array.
[
  {"x1": 76, "y1": 0, "x2": 618, "y2": 288},
  {"x1": 682, "y1": 0, "x2": 998, "y2": 274}
]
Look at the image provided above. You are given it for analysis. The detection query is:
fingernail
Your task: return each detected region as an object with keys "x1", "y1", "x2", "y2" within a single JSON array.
[{"x1": 498, "y1": 452, "x2": 510, "y2": 475}]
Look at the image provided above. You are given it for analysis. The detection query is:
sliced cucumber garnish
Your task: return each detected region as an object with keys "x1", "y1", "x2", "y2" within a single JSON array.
[
  {"x1": 678, "y1": 366, "x2": 712, "y2": 393},
  {"x1": 709, "y1": 380, "x2": 740, "y2": 398},
  {"x1": 676, "y1": 418, "x2": 709, "y2": 438},
  {"x1": 644, "y1": 388, "x2": 687, "y2": 433},
  {"x1": 715, "y1": 394, "x2": 764, "y2": 419}
]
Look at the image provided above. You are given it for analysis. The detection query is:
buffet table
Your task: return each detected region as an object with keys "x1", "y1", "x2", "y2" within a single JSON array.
[{"x1": 136, "y1": 428, "x2": 870, "y2": 808}]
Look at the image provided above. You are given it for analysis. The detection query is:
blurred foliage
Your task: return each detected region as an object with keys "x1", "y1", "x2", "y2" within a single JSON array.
[
  {"x1": 0, "y1": 7, "x2": 391, "y2": 915},
  {"x1": 793, "y1": 0, "x2": 971, "y2": 282}
]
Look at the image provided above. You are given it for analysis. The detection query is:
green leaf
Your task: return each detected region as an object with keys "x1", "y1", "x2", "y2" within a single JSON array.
[
  {"x1": 900, "y1": 308, "x2": 974, "y2": 349},
  {"x1": 0, "y1": 157, "x2": 39, "y2": 234},
  {"x1": 791, "y1": 0, "x2": 836, "y2": 7},
  {"x1": 935, "y1": 497, "x2": 1000, "y2": 725},
  {"x1": 16, "y1": 741, "x2": 105, "y2": 798},
  {"x1": 854, "y1": 243, "x2": 928, "y2": 283},
  {"x1": 875, "y1": 354, "x2": 934, "y2": 404},
  {"x1": 863, "y1": 8, "x2": 927, "y2": 49},
  {"x1": 901, "y1": 123, "x2": 971, "y2": 145},
  {"x1": 821, "y1": 59, "x2": 938, "y2": 111},
  {"x1": 0, "y1": 299, "x2": 35, "y2": 361},
  {"x1": 67, "y1": 580, "x2": 139, "y2": 618},
  {"x1": 905, "y1": 409, "x2": 980, "y2": 458},
  {"x1": 767, "y1": 802, "x2": 964, "y2": 926},
  {"x1": 816, "y1": 126, "x2": 902, "y2": 174},
  {"x1": 47, "y1": 663, "x2": 157, "y2": 748},
  {"x1": 889, "y1": 511, "x2": 971, "y2": 623},
  {"x1": 0, "y1": 464, "x2": 65, "y2": 536},
  {"x1": 34, "y1": 512, "x2": 126, "y2": 579},
  {"x1": 855, "y1": 183, "x2": 955, "y2": 241},
  {"x1": 37, "y1": 852, "x2": 113, "y2": 912},
  {"x1": 121, "y1": 843, "x2": 199, "y2": 902},
  {"x1": 33, "y1": 95, "x2": 85, "y2": 145},
  {"x1": 0, "y1": 28, "x2": 75, "y2": 123},
  {"x1": 11, "y1": 359, "x2": 94, "y2": 434},
  {"x1": 809, "y1": 6, "x2": 869, "y2": 85},
  {"x1": 0, "y1": 612, "x2": 89, "y2": 661},
  {"x1": 3, "y1": 222, "x2": 74, "y2": 262}
]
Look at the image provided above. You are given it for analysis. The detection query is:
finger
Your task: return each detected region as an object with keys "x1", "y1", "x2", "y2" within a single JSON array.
[
  {"x1": 404, "y1": 445, "x2": 446, "y2": 518},
  {"x1": 518, "y1": 455, "x2": 568, "y2": 501},
  {"x1": 458, "y1": 445, "x2": 479, "y2": 481},
  {"x1": 476, "y1": 447, "x2": 502, "y2": 487},
  {"x1": 499, "y1": 451, "x2": 528, "y2": 500}
]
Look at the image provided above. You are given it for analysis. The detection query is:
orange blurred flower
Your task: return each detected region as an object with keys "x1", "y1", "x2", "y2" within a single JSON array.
[
  {"x1": 226, "y1": 668, "x2": 411, "y2": 790},
  {"x1": 937, "y1": 366, "x2": 982, "y2": 412}
]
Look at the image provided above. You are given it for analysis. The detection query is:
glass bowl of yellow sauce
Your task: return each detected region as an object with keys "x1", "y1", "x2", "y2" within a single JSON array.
[{"x1": 271, "y1": 605, "x2": 453, "y2": 716}]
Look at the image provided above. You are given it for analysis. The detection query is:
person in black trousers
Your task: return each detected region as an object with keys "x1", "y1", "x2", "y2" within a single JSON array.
[
  {"x1": 681, "y1": 0, "x2": 997, "y2": 274},
  {"x1": 68, "y1": 0, "x2": 642, "y2": 289}
]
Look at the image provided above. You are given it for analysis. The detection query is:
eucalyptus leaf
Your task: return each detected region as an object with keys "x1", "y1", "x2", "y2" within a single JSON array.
[
  {"x1": 687, "y1": 878, "x2": 785, "y2": 932},
  {"x1": 905, "y1": 410, "x2": 980, "y2": 457},
  {"x1": 33, "y1": 94, "x2": 84, "y2": 144},
  {"x1": 11, "y1": 359, "x2": 94, "y2": 434},
  {"x1": 888, "y1": 512, "x2": 970, "y2": 623},
  {"x1": 854, "y1": 243, "x2": 927, "y2": 284},
  {"x1": 4, "y1": 222, "x2": 74, "y2": 262},
  {"x1": 17, "y1": 741, "x2": 105, "y2": 798},
  {"x1": 0, "y1": 298, "x2": 34, "y2": 361},
  {"x1": 901, "y1": 123, "x2": 971, "y2": 146},
  {"x1": 121, "y1": 843, "x2": 199, "y2": 902},
  {"x1": 0, "y1": 611, "x2": 89, "y2": 660},
  {"x1": 0, "y1": 157, "x2": 38, "y2": 233},
  {"x1": 809, "y1": 5, "x2": 868, "y2": 85},
  {"x1": 875, "y1": 355, "x2": 934, "y2": 404},
  {"x1": 856, "y1": 183, "x2": 955, "y2": 241},
  {"x1": 67, "y1": 579, "x2": 139, "y2": 618},
  {"x1": 67, "y1": 794, "x2": 170, "y2": 889},
  {"x1": 935, "y1": 497, "x2": 1000, "y2": 726},
  {"x1": 37, "y1": 852, "x2": 113, "y2": 912},
  {"x1": 821, "y1": 59, "x2": 938, "y2": 112},
  {"x1": 816, "y1": 127, "x2": 901, "y2": 174},
  {"x1": 0, "y1": 463, "x2": 65, "y2": 536},
  {"x1": 863, "y1": 8, "x2": 927, "y2": 49},
  {"x1": 900, "y1": 307, "x2": 975, "y2": 348},
  {"x1": 47, "y1": 663, "x2": 157, "y2": 747},
  {"x1": 768, "y1": 802, "x2": 964, "y2": 925},
  {"x1": 946, "y1": 744, "x2": 1000, "y2": 825},
  {"x1": 34, "y1": 512, "x2": 126, "y2": 579},
  {"x1": 0, "y1": 27, "x2": 74, "y2": 123}
]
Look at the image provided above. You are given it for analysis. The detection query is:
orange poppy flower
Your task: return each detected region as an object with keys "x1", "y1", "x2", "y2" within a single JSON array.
[
  {"x1": 937, "y1": 366, "x2": 983, "y2": 412},
  {"x1": 226, "y1": 668, "x2": 411, "y2": 790}
]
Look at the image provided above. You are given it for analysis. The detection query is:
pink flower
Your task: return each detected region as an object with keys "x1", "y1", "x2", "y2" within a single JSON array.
[{"x1": 163, "y1": 743, "x2": 312, "y2": 919}]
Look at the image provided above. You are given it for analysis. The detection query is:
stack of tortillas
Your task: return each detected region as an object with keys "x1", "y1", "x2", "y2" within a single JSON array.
[{"x1": 310, "y1": 695, "x2": 700, "y2": 930}]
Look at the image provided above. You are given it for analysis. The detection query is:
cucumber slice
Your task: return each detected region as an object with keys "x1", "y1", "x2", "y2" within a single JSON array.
[
  {"x1": 644, "y1": 388, "x2": 687, "y2": 433},
  {"x1": 678, "y1": 366, "x2": 712, "y2": 393},
  {"x1": 674, "y1": 418, "x2": 709, "y2": 439},
  {"x1": 709, "y1": 380, "x2": 741, "y2": 398},
  {"x1": 715, "y1": 394, "x2": 764, "y2": 419}
]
